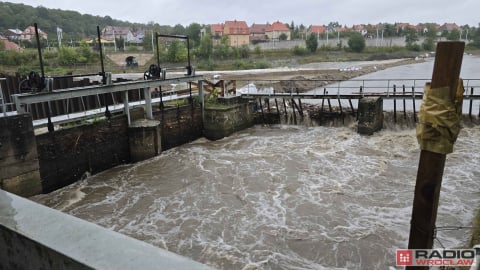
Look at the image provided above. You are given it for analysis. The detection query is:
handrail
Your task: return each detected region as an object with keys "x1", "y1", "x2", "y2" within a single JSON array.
[{"x1": 0, "y1": 78, "x2": 6, "y2": 116}]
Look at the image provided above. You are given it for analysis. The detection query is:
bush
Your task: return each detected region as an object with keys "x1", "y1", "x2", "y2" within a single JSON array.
[
  {"x1": 233, "y1": 59, "x2": 254, "y2": 70},
  {"x1": 239, "y1": 45, "x2": 250, "y2": 59},
  {"x1": 348, "y1": 32, "x2": 366, "y2": 53},
  {"x1": 293, "y1": 45, "x2": 308, "y2": 56},
  {"x1": 200, "y1": 58, "x2": 217, "y2": 71},
  {"x1": 255, "y1": 60, "x2": 271, "y2": 69},
  {"x1": 407, "y1": 43, "x2": 421, "y2": 51},
  {"x1": 306, "y1": 33, "x2": 318, "y2": 52},
  {"x1": 57, "y1": 46, "x2": 77, "y2": 65}
]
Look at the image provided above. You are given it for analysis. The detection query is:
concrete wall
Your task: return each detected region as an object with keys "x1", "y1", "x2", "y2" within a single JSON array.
[
  {"x1": 0, "y1": 189, "x2": 213, "y2": 270},
  {"x1": 36, "y1": 114, "x2": 131, "y2": 193},
  {"x1": 0, "y1": 114, "x2": 42, "y2": 197},
  {"x1": 1, "y1": 100, "x2": 252, "y2": 196},
  {"x1": 203, "y1": 98, "x2": 255, "y2": 141},
  {"x1": 358, "y1": 97, "x2": 384, "y2": 135},
  {"x1": 153, "y1": 104, "x2": 203, "y2": 150}
]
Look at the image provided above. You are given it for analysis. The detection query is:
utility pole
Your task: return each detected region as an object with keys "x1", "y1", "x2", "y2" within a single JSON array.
[{"x1": 406, "y1": 41, "x2": 464, "y2": 270}]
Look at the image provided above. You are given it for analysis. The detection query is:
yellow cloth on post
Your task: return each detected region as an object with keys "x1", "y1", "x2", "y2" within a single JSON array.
[{"x1": 416, "y1": 79, "x2": 464, "y2": 154}]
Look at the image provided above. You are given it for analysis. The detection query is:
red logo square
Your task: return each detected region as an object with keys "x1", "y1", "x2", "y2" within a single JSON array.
[{"x1": 397, "y1": 250, "x2": 413, "y2": 266}]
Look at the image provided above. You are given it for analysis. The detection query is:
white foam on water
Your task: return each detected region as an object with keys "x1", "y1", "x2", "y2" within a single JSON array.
[{"x1": 32, "y1": 125, "x2": 480, "y2": 269}]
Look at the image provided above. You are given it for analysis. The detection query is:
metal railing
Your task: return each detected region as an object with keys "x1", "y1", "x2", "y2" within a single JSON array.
[{"x1": 11, "y1": 73, "x2": 204, "y2": 129}]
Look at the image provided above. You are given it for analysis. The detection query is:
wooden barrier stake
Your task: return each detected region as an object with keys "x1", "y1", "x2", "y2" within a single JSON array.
[{"x1": 406, "y1": 41, "x2": 464, "y2": 270}]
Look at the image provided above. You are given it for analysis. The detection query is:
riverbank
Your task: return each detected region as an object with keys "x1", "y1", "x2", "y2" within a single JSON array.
[{"x1": 205, "y1": 58, "x2": 424, "y2": 92}]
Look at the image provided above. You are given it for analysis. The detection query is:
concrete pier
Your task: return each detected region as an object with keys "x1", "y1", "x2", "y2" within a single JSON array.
[
  {"x1": 0, "y1": 114, "x2": 42, "y2": 197},
  {"x1": 203, "y1": 101, "x2": 255, "y2": 140},
  {"x1": 128, "y1": 119, "x2": 161, "y2": 162},
  {"x1": 358, "y1": 97, "x2": 384, "y2": 135}
]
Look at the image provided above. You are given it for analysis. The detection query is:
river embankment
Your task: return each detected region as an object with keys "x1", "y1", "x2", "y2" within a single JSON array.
[{"x1": 205, "y1": 58, "x2": 424, "y2": 92}]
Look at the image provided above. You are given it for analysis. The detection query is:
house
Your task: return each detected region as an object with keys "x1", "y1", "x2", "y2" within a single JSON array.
[
  {"x1": 308, "y1": 25, "x2": 327, "y2": 37},
  {"x1": 101, "y1": 26, "x2": 130, "y2": 40},
  {"x1": 250, "y1": 23, "x2": 268, "y2": 42},
  {"x1": 438, "y1": 23, "x2": 461, "y2": 32},
  {"x1": 0, "y1": 35, "x2": 22, "y2": 51},
  {"x1": 211, "y1": 23, "x2": 224, "y2": 39},
  {"x1": 21, "y1": 26, "x2": 48, "y2": 40},
  {"x1": 395, "y1": 23, "x2": 417, "y2": 33},
  {"x1": 210, "y1": 23, "x2": 224, "y2": 45},
  {"x1": 2, "y1": 29, "x2": 22, "y2": 40},
  {"x1": 126, "y1": 30, "x2": 145, "y2": 44},
  {"x1": 335, "y1": 27, "x2": 349, "y2": 33},
  {"x1": 265, "y1": 21, "x2": 291, "y2": 41},
  {"x1": 352, "y1": 24, "x2": 368, "y2": 36},
  {"x1": 223, "y1": 20, "x2": 250, "y2": 47}
]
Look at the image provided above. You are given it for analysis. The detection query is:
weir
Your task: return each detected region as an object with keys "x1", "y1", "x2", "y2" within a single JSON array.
[{"x1": 1, "y1": 71, "x2": 480, "y2": 270}]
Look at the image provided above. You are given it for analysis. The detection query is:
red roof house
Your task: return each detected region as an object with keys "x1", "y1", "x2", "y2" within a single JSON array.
[
  {"x1": 265, "y1": 21, "x2": 291, "y2": 40},
  {"x1": 223, "y1": 20, "x2": 250, "y2": 47}
]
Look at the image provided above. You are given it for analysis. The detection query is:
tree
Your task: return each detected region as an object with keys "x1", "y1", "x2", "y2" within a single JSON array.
[
  {"x1": 213, "y1": 36, "x2": 231, "y2": 59},
  {"x1": 142, "y1": 31, "x2": 153, "y2": 51},
  {"x1": 279, "y1": 33, "x2": 288, "y2": 41},
  {"x1": 422, "y1": 24, "x2": 437, "y2": 51},
  {"x1": 404, "y1": 28, "x2": 419, "y2": 49},
  {"x1": 471, "y1": 27, "x2": 480, "y2": 48},
  {"x1": 0, "y1": 39, "x2": 5, "y2": 51},
  {"x1": 348, "y1": 32, "x2": 366, "y2": 52},
  {"x1": 172, "y1": 24, "x2": 186, "y2": 35},
  {"x1": 115, "y1": 36, "x2": 125, "y2": 51},
  {"x1": 77, "y1": 40, "x2": 94, "y2": 63},
  {"x1": 383, "y1": 23, "x2": 396, "y2": 37},
  {"x1": 197, "y1": 34, "x2": 213, "y2": 59},
  {"x1": 238, "y1": 44, "x2": 250, "y2": 58},
  {"x1": 167, "y1": 40, "x2": 187, "y2": 62},
  {"x1": 447, "y1": 29, "x2": 461, "y2": 41},
  {"x1": 57, "y1": 46, "x2": 77, "y2": 65},
  {"x1": 306, "y1": 33, "x2": 318, "y2": 52},
  {"x1": 186, "y1": 23, "x2": 202, "y2": 47}
]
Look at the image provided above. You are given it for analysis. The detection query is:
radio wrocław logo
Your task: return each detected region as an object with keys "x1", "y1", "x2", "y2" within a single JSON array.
[{"x1": 396, "y1": 249, "x2": 477, "y2": 267}]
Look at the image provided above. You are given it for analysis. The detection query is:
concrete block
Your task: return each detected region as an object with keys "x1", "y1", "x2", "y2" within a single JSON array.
[
  {"x1": 2, "y1": 170, "x2": 42, "y2": 197},
  {"x1": 358, "y1": 97, "x2": 384, "y2": 135},
  {"x1": 128, "y1": 119, "x2": 161, "y2": 162}
]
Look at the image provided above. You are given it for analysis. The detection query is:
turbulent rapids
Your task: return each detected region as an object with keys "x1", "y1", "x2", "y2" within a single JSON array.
[
  {"x1": 32, "y1": 124, "x2": 480, "y2": 269},
  {"x1": 31, "y1": 55, "x2": 480, "y2": 269}
]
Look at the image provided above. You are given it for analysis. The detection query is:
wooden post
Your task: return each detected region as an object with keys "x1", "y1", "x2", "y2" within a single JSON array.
[{"x1": 406, "y1": 41, "x2": 464, "y2": 269}]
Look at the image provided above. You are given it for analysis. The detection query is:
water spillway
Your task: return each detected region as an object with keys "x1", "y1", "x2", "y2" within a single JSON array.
[{"x1": 32, "y1": 124, "x2": 480, "y2": 269}]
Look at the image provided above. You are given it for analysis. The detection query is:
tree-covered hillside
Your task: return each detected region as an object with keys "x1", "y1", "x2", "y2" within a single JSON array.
[{"x1": 0, "y1": 1, "x2": 167, "y2": 40}]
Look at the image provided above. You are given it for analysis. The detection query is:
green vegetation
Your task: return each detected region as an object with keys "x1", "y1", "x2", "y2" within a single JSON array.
[
  {"x1": 347, "y1": 32, "x2": 366, "y2": 53},
  {"x1": 306, "y1": 33, "x2": 318, "y2": 52},
  {"x1": 1, "y1": 2, "x2": 480, "y2": 76}
]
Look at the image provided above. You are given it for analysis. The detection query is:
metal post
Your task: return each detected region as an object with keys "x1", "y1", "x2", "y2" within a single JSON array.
[
  {"x1": 412, "y1": 87, "x2": 417, "y2": 123},
  {"x1": 97, "y1": 26, "x2": 106, "y2": 84},
  {"x1": 123, "y1": 91, "x2": 131, "y2": 126},
  {"x1": 198, "y1": 80, "x2": 204, "y2": 125},
  {"x1": 0, "y1": 78, "x2": 6, "y2": 116},
  {"x1": 34, "y1": 23, "x2": 45, "y2": 81},
  {"x1": 104, "y1": 72, "x2": 112, "y2": 120},
  {"x1": 407, "y1": 42, "x2": 464, "y2": 268},
  {"x1": 144, "y1": 86, "x2": 153, "y2": 120},
  {"x1": 403, "y1": 85, "x2": 407, "y2": 120},
  {"x1": 469, "y1": 87, "x2": 473, "y2": 119},
  {"x1": 393, "y1": 84, "x2": 397, "y2": 123}
]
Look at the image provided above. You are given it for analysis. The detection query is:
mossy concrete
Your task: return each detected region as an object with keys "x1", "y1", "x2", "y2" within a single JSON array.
[
  {"x1": 128, "y1": 119, "x2": 161, "y2": 162},
  {"x1": 358, "y1": 97, "x2": 384, "y2": 135},
  {"x1": 203, "y1": 102, "x2": 255, "y2": 141},
  {"x1": 0, "y1": 114, "x2": 42, "y2": 197}
]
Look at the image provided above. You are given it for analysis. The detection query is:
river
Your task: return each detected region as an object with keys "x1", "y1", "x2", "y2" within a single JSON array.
[{"x1": 32, "y1": 56, "x2": 480, "y2": 270}]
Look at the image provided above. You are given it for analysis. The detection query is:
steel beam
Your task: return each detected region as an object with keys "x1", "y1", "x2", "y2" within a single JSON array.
[{"x1": 13, "y1": 76, "x2": 203, "y2": 108}]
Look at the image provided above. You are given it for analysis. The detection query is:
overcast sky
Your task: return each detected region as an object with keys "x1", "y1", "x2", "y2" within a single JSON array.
[{"x1": 5, "y1": 0, "x2": 480, "y2": 27}]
